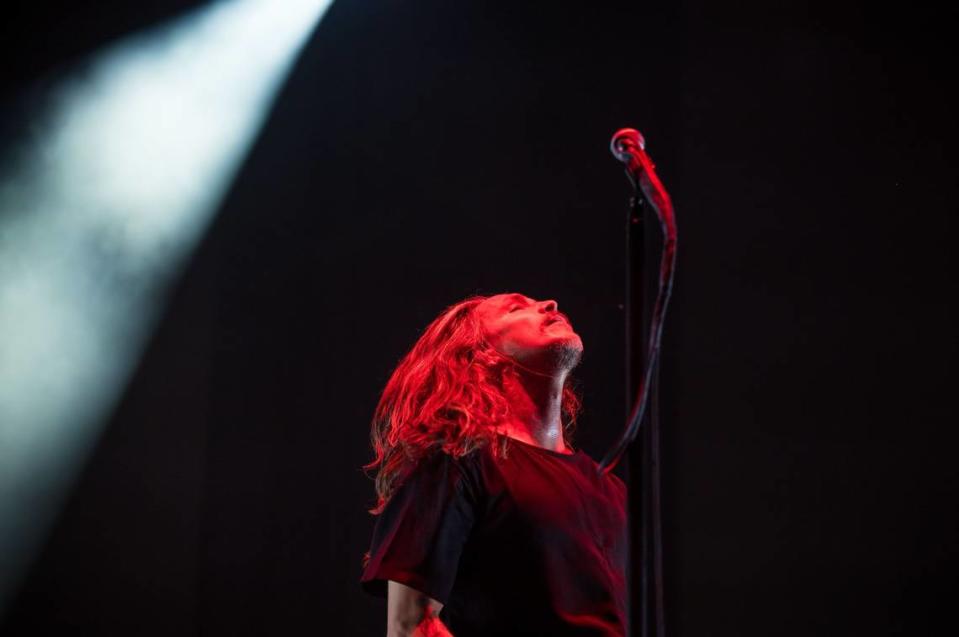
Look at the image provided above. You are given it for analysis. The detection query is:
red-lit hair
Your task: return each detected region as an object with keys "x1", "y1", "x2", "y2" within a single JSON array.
[{"x1": 365, "y1": 294, "x2": 581, "y2": 514}]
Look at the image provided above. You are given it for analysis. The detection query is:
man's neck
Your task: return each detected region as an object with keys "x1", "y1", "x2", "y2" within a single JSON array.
[{"x1": 495, "y1": 367, "x2": 571, "y2": 454}]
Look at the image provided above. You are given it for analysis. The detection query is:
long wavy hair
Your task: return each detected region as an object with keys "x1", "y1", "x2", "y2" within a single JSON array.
[{"x1": 364, "y1": 294, "x2": 582, "y2": 514}]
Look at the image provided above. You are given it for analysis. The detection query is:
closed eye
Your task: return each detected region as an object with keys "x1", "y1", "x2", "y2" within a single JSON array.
[{"x1": 508, "y1": 306, "x2": 522, "y2": 313}]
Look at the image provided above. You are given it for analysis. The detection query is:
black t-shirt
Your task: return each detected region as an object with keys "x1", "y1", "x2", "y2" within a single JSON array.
[{"x1": 361, "y1": 435, "x2": 627, "y2": 636}]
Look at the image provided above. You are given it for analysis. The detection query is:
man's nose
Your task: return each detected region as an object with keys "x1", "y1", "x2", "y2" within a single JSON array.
[{"x1": 538, "y1": 299, "x2": 558, "y2": 313}]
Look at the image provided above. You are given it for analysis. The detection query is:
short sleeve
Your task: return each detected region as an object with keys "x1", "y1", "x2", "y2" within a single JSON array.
[{"x1": 360, "y1": 451, "x2": 478, "y2": 604}]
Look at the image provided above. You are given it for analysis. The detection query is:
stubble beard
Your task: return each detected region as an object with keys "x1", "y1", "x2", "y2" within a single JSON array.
[{"x1": 547, "y1": 338, "x2": 583, "y2": 373}]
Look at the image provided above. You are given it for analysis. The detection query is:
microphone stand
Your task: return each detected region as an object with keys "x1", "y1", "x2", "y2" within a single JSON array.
[{"x1": 599, "y1": 129, "x2": 678, "y2": 637}]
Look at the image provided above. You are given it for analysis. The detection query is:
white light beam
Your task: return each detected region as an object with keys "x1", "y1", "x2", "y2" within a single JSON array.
[{"x1": 0, "y1": 0, "x2": 334, "y2": 612}]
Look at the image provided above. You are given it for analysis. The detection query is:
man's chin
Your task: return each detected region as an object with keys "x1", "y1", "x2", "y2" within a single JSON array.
[{"x1": 547, "y1": 337, "x2": 583, "y2": 372}]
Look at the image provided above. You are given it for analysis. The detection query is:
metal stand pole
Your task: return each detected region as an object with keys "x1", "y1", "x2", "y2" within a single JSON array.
[
  {"x1": 600, "y1": 128, "x2": 677, "y2": 637},
  {"x1": 624, "y1": 192, "x2": 651, "y2": 637}
]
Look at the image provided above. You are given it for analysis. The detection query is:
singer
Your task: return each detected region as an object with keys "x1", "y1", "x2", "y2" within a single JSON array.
[{"x1": 360, "y1": 293, "x2": 627, "y2": 636}]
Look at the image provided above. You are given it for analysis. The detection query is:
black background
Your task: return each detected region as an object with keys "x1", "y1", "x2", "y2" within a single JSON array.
[{"x1": 2, "y1": 1, "x2": 955, "y2": 635}]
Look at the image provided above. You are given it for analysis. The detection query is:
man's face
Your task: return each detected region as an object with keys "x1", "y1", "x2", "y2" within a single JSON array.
[{"x1": 475, "y1": 293, "x2": 583, "y2": 375}]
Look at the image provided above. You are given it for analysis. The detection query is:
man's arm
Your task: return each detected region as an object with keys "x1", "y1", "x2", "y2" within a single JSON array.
[{"x1": 387, "y1": 580, "x2": 452, "y2": 637}]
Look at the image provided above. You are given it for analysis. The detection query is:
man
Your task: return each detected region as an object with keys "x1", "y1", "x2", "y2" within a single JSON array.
[{"x1": 361, "y1": 293, "x2": 627, "y2": 636}]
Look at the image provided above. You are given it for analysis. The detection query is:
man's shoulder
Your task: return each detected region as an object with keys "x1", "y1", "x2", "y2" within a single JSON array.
[{"x1": 413, "y1": 443, "x2": 494, "y2": 493}]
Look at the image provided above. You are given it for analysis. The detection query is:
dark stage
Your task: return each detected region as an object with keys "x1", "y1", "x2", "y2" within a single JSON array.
[{"x1": 0, "y1": 1, "x2": 955, "y2": 635}]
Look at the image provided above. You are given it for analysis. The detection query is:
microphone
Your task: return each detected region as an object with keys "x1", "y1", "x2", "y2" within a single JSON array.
[{"x1": 609, "y1": 128, "x2": 646, "y2": 164}]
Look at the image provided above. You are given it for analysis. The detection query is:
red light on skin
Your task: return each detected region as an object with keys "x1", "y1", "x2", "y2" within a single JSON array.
[
  {"x1": 474, "y1": 293, "x2": 583, "y2": 376},
  {"x1": 366, "y1": 292, "x2": 584, "y2": 514}
]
